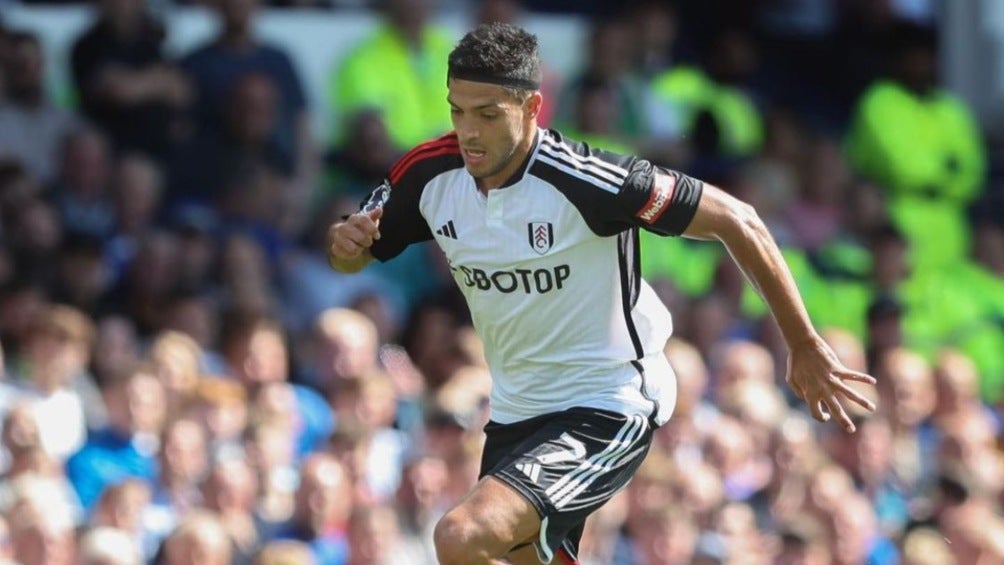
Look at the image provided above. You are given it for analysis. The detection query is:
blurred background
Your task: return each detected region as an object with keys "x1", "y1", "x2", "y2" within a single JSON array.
[{"x1": 0, "y1": 0, "x2": 1001, "y2": 564}]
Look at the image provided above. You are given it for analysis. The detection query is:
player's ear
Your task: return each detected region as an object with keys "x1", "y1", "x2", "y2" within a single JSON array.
[{"x1": 524, "y1": 91, "x2": 543, "y2": 120}]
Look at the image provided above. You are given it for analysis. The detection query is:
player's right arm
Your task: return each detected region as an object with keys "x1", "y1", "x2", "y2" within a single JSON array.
[{"x1": 326, "y1": 207, "x2": 383, "y2": 273}]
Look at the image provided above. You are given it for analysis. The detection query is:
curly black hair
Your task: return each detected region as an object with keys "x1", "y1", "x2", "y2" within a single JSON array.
[{"x1": 447, "y1": 23, "x2": 542, "y2": 97}]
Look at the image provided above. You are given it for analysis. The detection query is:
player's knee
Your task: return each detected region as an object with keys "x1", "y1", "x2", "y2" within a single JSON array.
[{"x1": 433, "y1": 511, "x2": 492, "y2": 564}]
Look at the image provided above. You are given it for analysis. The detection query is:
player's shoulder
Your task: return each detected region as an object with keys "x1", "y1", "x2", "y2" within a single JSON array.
[
  {"x1": 388, "y1": 131, "x2": 464, "y2": 188},
  {"x1": 532, "y1": 129, "x2": 637, "y2": 194}
]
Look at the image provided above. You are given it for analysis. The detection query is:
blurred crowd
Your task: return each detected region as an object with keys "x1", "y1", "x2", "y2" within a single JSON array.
[{"x1": 0, "y1": 0, "x2": 1002, "y2": 564}]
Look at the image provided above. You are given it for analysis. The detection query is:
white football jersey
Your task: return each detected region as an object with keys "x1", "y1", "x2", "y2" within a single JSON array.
[{"x1": 365, "y1": 128, "x2": 703, "y2": 425}]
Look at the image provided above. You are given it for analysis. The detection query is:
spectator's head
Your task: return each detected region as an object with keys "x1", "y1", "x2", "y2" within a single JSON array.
[
  {"x1": 253, "y1": 540, "x2": 315, "y2": 565},
  {"x1": 311, "y1": 308, "x2": 379, "y2": 387},
  {"x1": 162, "y1": 293, "x2": 219, "y2": 350},
  {"x1": 112, "y1": 153, "x2": 163, "y2": 236},
  {"x1": 900, "y1": 526, "x2": 955, "y2": 565},
  {"x1": 401, "y1": 300, "x2": 464, "y2": 389},
  {"x1": 806, "y1": 463, "x2": 855, "y2": 517},
  {"x1": 78, "y1": 527, "x2": 141, "y2": 565},
  {"x1": 888, "y1": 22, "x2": 938, "y2": 94},
  {"x1": 22, "y1": 303, "x2": 94, "y2": 393},
  {"x1": 202, "y1": 456, "x2": 258, "y2": 514},
  {"x1": 382, "y1": 0, "x2": 432, "y2": 45},
  {"x1": 869, "y1": 224, "x2": 909, "y2": 289},
  {"x1": 476, "y1": 0, "x2": 522, "y2": 27},
  {"x1": 395, "y1": 454, "x2": 448, "y2": 514},
  {"x1": 195, "y1": 377, "x2": 248, "y2": 446},
  {"x1": 150, "y1": 330, "x2": 203, "y2": 415},
  {"x1": 877, "y1": 347, "x2": 936, "y2": 429},
  {"x1": 842, "y1": 179, "x2": 889, "y2": 238},
  {"x1": 572, "y1": 75, "x2": 618, "y2": 136},
  {"x1": 730, "y1": 379, "x2": 787, "y2": 453},
  {"x1": 55, "y1": 235, "x2": 108, "y2": 312},
  {"x1": 865, "y1": 293, "x2": 904, "y2": 361},
  {"x1": 705, "y1": 27, "x2": 759, "y2": 85},
  {"x1": 161, "y1": 511, "x2": 231, "y2": 565},
  {"x1": 244, "y1": 417, "x2": 295, "y2": 474},
  {"x1": 294, "y1": 453, "x2": 353, "y2": 536},
  {"x1": 585, "y1": 19, "x2": 632, "y2": 81},
  {"x1": 103, "y1": 363, "x2": 167, "y2": 437},
  {"x1": 633, "y1": 506, "x2": 698, "y2": 565},
  {"x1": 673, "y1": 459, "x2": 725, "y2": 525},
  {"x1": 933, "y1": 348, "x2": 979, "y2": 418},
  {"x1": 215, "y1": 0, "x2": 258, "y2": 40},
  {"x1": 347, "y1": 504, "x2": 402, "y2": 565},
  {"x1": 173, "y1": 215, "x2": 220, "y2": 294},
  {"x1": 98, "y1": 0, "x2": 147, "y2": 36},
  {"x1": 12, "y1": 199, "x2": 63, "y2": 258},
  {"x1": 704, "y1": 416, "x2": 755, "y2": 479},
  {"x1": 127, "y1": 231, "x2": 181, "y2": 302},
  {"x1": 336, "y1": 109, "x2": 398, "y2": 186},
  {"x1": 4, "y1": 476, "x2": 76, "y2": 565},
  {"x1": 711, "y1": 340, "x2": 774, "y2": 406},
  {"x1": 664, "y1": 338, "x2": 709, "y2": 417},
  {"x1": 5, "y1": 32, "x2": 44, "y2": 104},
  {"x1": 58, "y1": 128, "x2": 112, "y2": 200},
  {"x1": 92, "y1": 479, "x2": 151, "y2": 534},
  {"x1": 0, "y1": 279, "x2": 48, "y2": 350},
  {"x1": 91, "y1": 313, "x2": 138, "y2": 389},
  {"x1": 712, "y1": 502, "x2": 761, "y2": 559},
  {"x1": 827, "y1": 492, "x2": 879, "y2": 565},
  {"x1": 771, "y1": 415, "x2": 824, "y2": 481},
  {"x1": 626, "y1": 0, "x2": 678, "y2": 72},
  {"x1": 226, "y1": 73, "x2": 278, "y2": 146},
  {"x1": 160, "y1": 417, "x2": 208, "y2": 487},
  {"x1": 972, "y1": 219, "x2": 1004, "y2": 275},
  {"x1": 222, "y1": 315, "x2": 288, "y2": 389},
  {"x1": 250, "y1": 381, "x2": 297, "y2": 432}
]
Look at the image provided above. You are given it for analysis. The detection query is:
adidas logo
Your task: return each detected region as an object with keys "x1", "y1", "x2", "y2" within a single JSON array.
[
  {"x1": 515, "y1": 461, "x2": 541, "y2": 484},
  {"x1": 436, "y1": 220, "x2": 457, "y2": 239}
]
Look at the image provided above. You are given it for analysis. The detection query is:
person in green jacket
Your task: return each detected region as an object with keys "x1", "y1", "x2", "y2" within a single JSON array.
[
  {"x1": 329, "y1": 0, "x2": 455, "y2": 150},
  {"x1": 845, "y1": 23, "x2": 986, "y2": 269}
]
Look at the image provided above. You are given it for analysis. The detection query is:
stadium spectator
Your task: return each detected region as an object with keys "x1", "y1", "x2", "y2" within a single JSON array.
[
  {"x1": 328, "y1": 0, "x2": 454, "y2": 149},
  {"x1": 180, "y1": 0, "x2": 313, "y2": 193},
  {"x1": 846, "y1": 22, "x2": 986, "y2": 270},
  {"x1": 70, "y1": 0, "x2": 192, "y2": 160},
  {"x1": 0, "y1": 31, "x2": 79, "y2": 183},
  {"x1": 66, "y1": 364, "x2": 165, "y2": 510},
  {"x1": 273, "y1": 453, "x2": 353, "y2": 564}
]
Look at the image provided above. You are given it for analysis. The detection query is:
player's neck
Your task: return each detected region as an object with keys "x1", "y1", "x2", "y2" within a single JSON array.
[{"x1": 477, "y1": 128, "x2": 537, "y2": 193}]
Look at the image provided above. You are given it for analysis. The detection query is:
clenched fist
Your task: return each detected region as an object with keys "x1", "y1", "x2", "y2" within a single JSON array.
[{"x1": 327, "y1": 207, "x2": 383, "y2": 271}]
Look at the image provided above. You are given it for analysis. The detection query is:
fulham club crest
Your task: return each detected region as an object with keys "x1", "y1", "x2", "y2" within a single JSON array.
[{"x1": 528, "y1": 222, "x2": 553, "y2": 255}]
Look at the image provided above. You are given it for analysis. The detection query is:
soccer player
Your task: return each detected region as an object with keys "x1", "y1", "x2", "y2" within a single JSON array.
[{"x1": 328, "y1": 23, "x2": 876, "y2": 565}]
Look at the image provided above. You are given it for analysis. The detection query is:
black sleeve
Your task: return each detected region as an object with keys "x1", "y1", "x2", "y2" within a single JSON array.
[
  {"x1": 362, "y1": 176, "x2": 433, "y2": 263},
  {"x1": 532, "y1": 135, "x2": 703, "y2": 237},
  {"x1": 615, "y1": 159, "x2": 704, "y2": 236}
]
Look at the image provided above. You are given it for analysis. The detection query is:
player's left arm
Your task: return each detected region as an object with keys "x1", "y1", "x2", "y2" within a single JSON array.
[{"x1": 682, "y1": 183, "x2": 877, "y2": 432}]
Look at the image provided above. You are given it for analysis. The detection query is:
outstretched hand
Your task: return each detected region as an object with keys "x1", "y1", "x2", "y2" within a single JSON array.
[{"x1": 785, "y1": 336, "x2": 877, "y2": 433}]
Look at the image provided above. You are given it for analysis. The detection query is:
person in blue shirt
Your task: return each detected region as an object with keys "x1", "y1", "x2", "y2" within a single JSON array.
[{"x1": 66, "y1": 363, "x2": 165, "y2": 511}]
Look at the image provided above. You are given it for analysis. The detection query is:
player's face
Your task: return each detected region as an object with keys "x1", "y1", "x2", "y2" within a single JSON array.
[{"x1": 448, "y1": 78, "x2": 541, "y2": 189}]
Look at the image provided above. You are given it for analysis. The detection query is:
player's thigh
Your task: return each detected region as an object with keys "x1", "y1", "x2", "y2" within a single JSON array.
[
  {"x1": 483, "y1": 408, "x2": 654, "y2": 563},
  {"x1": 438, "y1": 475, "x2": 542, "y2": 555}
]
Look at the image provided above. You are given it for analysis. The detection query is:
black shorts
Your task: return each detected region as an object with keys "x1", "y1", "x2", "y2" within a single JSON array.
[{"x1": 479, "y1": 407, "x2": 654, "y2": 564}]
